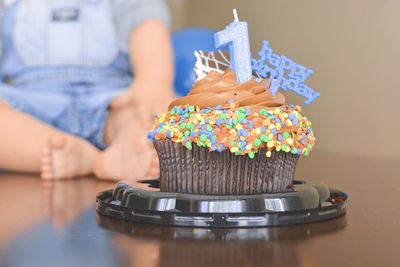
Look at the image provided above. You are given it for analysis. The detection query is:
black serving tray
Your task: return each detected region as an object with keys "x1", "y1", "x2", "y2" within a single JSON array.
[{"x1": 96, "y1": 180, "x2": 347, "y2": 228}]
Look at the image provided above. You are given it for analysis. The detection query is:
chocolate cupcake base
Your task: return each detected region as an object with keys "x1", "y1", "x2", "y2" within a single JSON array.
[{"x1": 153, "y1": 140, "x2": 299, "y2": 195}]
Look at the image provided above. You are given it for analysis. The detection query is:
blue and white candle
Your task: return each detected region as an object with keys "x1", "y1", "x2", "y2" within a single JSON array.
[{"x1": 214, "y1": 9, "x2": 252, "y2": 83}]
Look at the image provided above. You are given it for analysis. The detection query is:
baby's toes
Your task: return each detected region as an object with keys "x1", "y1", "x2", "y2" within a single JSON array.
[{"x1": 41, "y1": 147, "x2": 54, "y2": 180}]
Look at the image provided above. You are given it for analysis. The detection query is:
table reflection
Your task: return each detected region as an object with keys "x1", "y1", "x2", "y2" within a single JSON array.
[
  {"x1": 0, "y1": 174, "x2": 347, "y2": 267},
  {"x1": 98, "y1": 214, "x2": 346, "y2": 267}
]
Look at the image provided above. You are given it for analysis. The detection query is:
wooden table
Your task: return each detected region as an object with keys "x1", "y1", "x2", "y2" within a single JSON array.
[{"x1": 0, "y1": 152, "x2": 399, "y2": 267}]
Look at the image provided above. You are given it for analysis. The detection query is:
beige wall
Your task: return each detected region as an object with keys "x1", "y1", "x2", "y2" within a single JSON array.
[
  {"x1": 168, "y1": 0, "x2": 400, "y2": 161},
  {"x1": 166, "y1": 0, "x2": 187, "y2": 31}
]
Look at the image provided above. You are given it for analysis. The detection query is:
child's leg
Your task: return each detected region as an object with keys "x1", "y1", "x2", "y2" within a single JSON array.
[{"x1": 0, "y1": 101, "x2": 100, "y2": 179}]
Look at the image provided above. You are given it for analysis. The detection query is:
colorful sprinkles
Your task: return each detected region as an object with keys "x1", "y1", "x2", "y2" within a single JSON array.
[{"x1": 148, "y1": 102, "x2": 315, "y2": 158}]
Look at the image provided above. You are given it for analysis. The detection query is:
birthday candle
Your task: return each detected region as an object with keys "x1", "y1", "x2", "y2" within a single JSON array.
[{"x1": 214, "y1": 9, "x2": 252, "y2": 83}]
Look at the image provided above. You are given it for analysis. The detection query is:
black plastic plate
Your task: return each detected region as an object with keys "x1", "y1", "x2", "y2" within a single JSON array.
[{"x1": 96, "y1": 180, "x2": 347, "y2": 228}]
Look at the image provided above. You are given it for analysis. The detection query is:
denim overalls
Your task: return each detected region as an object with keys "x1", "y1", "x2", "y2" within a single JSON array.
[{"x1": 0, "y1": 0, "x2": 170, "y2": 149}]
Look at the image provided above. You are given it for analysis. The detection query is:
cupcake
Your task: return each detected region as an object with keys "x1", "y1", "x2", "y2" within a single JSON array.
[{"x1": 148, "y1": 69, "x2": 315, "y2": 195}]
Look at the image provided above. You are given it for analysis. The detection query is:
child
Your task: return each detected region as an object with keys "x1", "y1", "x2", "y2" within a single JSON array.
[{"x1": 0, "y1": 0, "x2": 174, "y2": 181}]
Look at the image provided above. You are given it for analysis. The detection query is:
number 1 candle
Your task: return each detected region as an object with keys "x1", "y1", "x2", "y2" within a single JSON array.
[{"x1": 214, "y1": 9, "x2": 252, "y2": 83}]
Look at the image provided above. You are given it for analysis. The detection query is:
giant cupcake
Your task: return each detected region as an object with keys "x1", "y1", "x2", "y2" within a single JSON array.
[{"x1": 148, "y1": 69, "x2": 315, "y2": 195}]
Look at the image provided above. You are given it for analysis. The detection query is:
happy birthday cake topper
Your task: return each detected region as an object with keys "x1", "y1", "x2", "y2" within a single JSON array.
[
  {"x1": 251, "y1": 40, "x2": 320, "y2": 105},
  {"x1": 214, "y1": 9, "x2": 320, "y2": 105}
]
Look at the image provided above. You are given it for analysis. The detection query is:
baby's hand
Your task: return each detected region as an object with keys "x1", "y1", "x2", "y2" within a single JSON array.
[{"x1": 111, "y1": 81, "x2": 174, "y2": 128}]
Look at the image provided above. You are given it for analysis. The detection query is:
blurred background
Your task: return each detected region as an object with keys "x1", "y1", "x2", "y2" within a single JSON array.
[{"x1": 168, "y1": 0, "x2": 400, "y2": 162}]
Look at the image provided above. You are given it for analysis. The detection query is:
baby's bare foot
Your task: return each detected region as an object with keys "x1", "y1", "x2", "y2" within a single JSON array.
[
  {"x1": 93, "y1": 124, "x2": 156, "y2": 181},
  {"x1": 40, "y1": 133, "x2": 99, "y2": 180},
  {"x1": 93, "y1": 141, "x2": 153, "y2": 181}
]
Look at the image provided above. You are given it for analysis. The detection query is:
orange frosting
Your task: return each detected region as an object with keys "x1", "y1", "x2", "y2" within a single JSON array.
[{"x1": 169, "y1": 70, "x2": 286, "y2": 110}]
